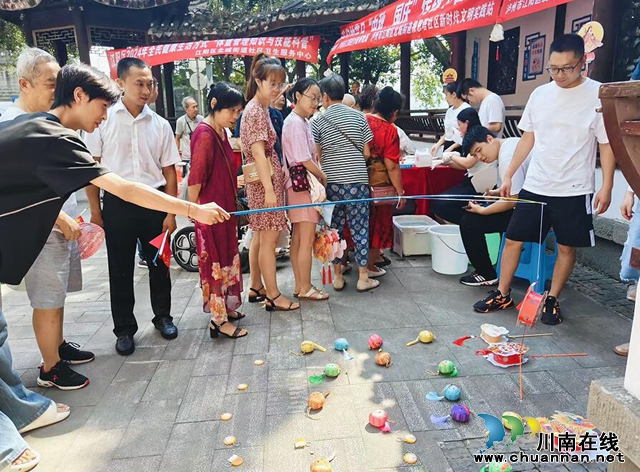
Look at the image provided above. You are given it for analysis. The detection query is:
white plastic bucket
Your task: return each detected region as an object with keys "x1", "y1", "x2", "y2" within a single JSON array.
[{"x1": 428, "y1": 225, "x2": 468, "y2": 275}]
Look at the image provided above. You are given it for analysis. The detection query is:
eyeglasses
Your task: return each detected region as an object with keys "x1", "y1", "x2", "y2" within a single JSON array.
[
  {"x1": 546, "y1": 61, "x2": 581, "y2": 76},
  {"x1": 302, "y1": 93, "x2": 321, "y2": 104},
  {"x1": 265, "y1": 81, "x2": 288, "y2": 91}
]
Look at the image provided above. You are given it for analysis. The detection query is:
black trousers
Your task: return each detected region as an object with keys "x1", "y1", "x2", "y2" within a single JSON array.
[
  {"x1": 431, "y1": 176, "x2": 478, "y2": 225},
  {"x1": 460, "y1": 209, "x2": 514, "y2": 279},
  {"x1": 102, "y1": 192, "x2": 172, "y2": 337}
]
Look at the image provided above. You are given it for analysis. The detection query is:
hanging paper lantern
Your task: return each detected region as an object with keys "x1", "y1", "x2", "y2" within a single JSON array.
[
  {"x1": 517, "y1": 284, "x2": 545, "y2": 328},
  {"x1": 451, "y1": 404, "x2": 471, "y2": 423},
  {"x1": 323, "y1": 363, "x2": 341, "y2": 378},
  {"x1": 307, "y1": 391, "x2": 330, "y2": 410},
  {"x1": 334, "y1": 338, "x2": 349, "y2": 351},
  {"x1": 368, "y1": 409, "x2": 389, "y2": 428},
  {"x1": 375, "y1": 349, "x2": 392, "y2": 367},
  {"x1": 443, "y1": 384, "x2": 461, "y2": 402},
  {"x1": 368, "y1": 334, "x2": 383, "y2": 350},
  {"x1": 310, "y1": 457, "x2": 332, "y2": 472}
]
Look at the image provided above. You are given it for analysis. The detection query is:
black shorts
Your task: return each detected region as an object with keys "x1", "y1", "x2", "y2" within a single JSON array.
[{"x1": 505, "y1": 189, "x2": 595, "y2": 248}]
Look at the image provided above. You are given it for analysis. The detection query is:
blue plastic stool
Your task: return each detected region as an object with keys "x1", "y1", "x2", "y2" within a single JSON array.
[{"x1": 496, "y1": 232, "x2": 558, "y2": 294}]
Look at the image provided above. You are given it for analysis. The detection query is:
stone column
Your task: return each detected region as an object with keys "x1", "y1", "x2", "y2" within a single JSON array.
[{"x1": 400, "y1": 42, "x2": 411, "y2": 110}]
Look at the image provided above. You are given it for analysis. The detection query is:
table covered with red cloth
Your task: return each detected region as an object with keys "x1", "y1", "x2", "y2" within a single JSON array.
[{"x1": 401, "y1": 166, "x2": 466, "y2": 216}]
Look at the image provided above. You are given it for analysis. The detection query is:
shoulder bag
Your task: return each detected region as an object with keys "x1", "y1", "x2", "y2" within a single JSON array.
[{"x1": 323, "y1": 114, "x2": 396, "y2": 205}]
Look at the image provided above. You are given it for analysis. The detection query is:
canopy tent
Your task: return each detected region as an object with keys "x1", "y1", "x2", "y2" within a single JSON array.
[
  {"x1": 106, "y1": 35, "x2": 321, "y2": 78},
  {"x1": 326, "y1": 0, "x2": 575, "y2": 64}
]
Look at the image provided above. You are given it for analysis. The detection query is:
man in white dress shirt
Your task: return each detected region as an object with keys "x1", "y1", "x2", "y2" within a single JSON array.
[{"x1": 85, "y1": 58, "x2": 181, "y2": 356}]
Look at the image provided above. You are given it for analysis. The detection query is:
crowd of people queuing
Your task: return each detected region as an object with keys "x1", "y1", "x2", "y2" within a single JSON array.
[{"x1": 0, "y1": 32, "x2": 636, "y2": 470}]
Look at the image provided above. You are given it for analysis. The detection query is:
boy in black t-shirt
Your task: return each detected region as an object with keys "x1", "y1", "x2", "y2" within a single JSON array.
[{"x1": 0, "y1": 64, "x2": 229, "y2": 470}]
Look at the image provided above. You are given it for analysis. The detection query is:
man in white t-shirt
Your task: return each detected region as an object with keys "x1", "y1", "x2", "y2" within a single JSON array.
[
  {"x1": 473, "y1": 34, "x2": 615, "y2": 325},
  {"x1": 457, "y1": 78, "x2": 506, "y2": 138},
  {"x1": 458, "y1": 127, "x2": 531, "y2": 287}
]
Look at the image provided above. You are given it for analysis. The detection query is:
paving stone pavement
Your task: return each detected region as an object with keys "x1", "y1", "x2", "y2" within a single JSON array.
[{"x1": 0, "y1": 218, "x2": 631, "y2": 472}]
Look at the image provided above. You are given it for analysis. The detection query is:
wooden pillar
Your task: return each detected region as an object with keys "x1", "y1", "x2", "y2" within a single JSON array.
[
  {"x1": 71, "y1": 3, "x2": 91, "y2": 65},
  {"x1": 449, "y1": 31, "x2": 466, "y2": 76},
  {"x1": 553, "y1": 4, "x2": 567, "y2": 39},
  {"x1": 22, "y1": 13, "x2": 34, "y2": 47},
  {"x1": 152, "y1": 66, "x2": 165, "y2": 117},
  {"x1": 400, "y1": 42, "x2": 411, "y2": 110},
  {"x1": 53, "y1": 41, "x2": 68, "y2": 66},
  {"x1": 295, "y1": 60, "x2": 306, "y2": 80},
  {"x1": 244, "y1": 56, "x2": 252, "y2": 82},
  {"x1": 589, "y1": 0, "x2": 620, "y2": 83},
  {"x1": 163, "y1": 63, "x2": 175, "y2": 118},
  {"x1": 339, "y1": 52, "x2": 350, "y2": 88}
]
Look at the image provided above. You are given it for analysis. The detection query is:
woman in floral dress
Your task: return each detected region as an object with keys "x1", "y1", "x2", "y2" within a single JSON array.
[
  {"x1": 240, "y1": 55, "x2": 299, "y2": 311},
  {"x1": 188, "y1": 83, "x2": 247, "y2": 339}
]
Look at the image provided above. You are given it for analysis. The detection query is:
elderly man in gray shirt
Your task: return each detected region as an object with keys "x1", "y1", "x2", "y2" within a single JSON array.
[{"x1": 175, "y1": 96, "x2": 204, "y2": 171}]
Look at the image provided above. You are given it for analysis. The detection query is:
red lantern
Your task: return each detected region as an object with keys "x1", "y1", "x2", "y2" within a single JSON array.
[
  {"x1": 369, "y1": 410, "x2": 389, "y2": 428},
  {"x1": 517, "y1": 284, "x2": 546, "y2": 328},
  {"x1": 368, "y1": 334, "x2": 383, "y2": 350}
]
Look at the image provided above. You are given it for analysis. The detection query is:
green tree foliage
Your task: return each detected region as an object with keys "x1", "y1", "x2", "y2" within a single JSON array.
[
  {"x1": 0, "y1": 18, "x2": 26, "y2": 68},
  {"x1": 411, "y1": 39, "x2": 447, "y2": 108},
  {"x1": 349, "y1": 46, "x2": 400, "y2": 85}
]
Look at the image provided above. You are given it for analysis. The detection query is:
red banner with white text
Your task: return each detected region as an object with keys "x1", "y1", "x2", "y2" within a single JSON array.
[
  {"x1": 327, "y1": 0, "x2": 500, "y2": 64},
  {"x1": 498, "y1": 0, "x2": 575, "y2": 22},
  {"x1": 106, "y1": 36, "x2": 321, "y2": 78}
]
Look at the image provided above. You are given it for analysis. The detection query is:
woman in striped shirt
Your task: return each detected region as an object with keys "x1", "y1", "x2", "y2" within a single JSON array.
[{"x1": 312, "y1": 75, "x2": 379, "y2": 292}]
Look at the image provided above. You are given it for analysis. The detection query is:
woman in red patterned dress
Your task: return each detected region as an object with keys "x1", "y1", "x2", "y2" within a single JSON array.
[
  {"x1": 188, "y1": 83, "x2": 248, "y2": 339},
  {"x1": 365, "y1": 87, "x2": 405, "y2": 275}
]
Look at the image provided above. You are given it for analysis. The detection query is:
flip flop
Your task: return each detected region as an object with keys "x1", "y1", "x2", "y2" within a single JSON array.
[
  {"x1": 19, "y1": 402, "x2": 70, "y2": 434},
  {"x1": 10, "y1": 449, "x2": 40, "y2": 472}
]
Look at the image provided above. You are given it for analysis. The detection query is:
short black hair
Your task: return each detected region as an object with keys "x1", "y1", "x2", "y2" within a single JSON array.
[
  {"x1": 206, "y1": 82, "x2": 245, "y2": 114},
  {"x1": 456, "y1": 107, "x2": 481, "y2": 128},
  {"x1": 550, "y1": 33, "x2": 585, "y2": 58},
  {"x1": 319, "y1": 74, "x2": 345, "y2": 101},
  {"x1": 443, "y1": 82, "x2": 459, "y2": 96},
  {"x1": 457, "y1": 78, "x2": 483, "y2": 98},
  {"x1": 374, "y1": 86, "x2": 403, "y2": 121},
  {"x1": 462, "y1": 126, "x2": 495, "y2": 154},
  {"x1": 117, "y1": 57, "x2": 150, "y2": 79},
  {"x1": 290, "y1": 77, "x2": 319, "y2": 104},
  {"x1": 52, "y1": 64, "x2": 121, "y2": 108}
]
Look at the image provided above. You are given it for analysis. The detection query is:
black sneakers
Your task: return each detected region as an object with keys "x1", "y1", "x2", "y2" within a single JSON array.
[
  {"x1": 460, "y1": 272, "x2": 499, "y2": 287},
  {"x1": 541, "y1": 296, "x2": 562, "y2": 325},
  {"x1": 473, "y1": 289, "x2": 515, "y2": 313},
  {"x1": 37, "y1": 360, "x2": 90, "y2": 390},
  {"x1": 59, "y1": 341, "x2": 95, "y2": 365}
]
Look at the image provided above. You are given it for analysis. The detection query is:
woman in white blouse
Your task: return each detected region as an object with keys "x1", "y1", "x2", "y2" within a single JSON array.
[{"x1": 431, "y1": 82, "x2": 470, "y2": 156}]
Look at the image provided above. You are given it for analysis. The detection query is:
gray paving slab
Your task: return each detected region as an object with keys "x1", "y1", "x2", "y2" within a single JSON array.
[
  {"x1": 158, "y1": 421, "x2": 219, "y2": 472},
  {"x1": 56, "y1": 428, "x2": 127, "y2": 472},
  {"x1": 176, "y1": 374, "x2": 227, "y2": 423},
  {"x1": 141, "y1": 359, "x2": 195, "y2": 402},
  {"x1": 84, "y1": 380, "x2": 148, "y2": 430},
  {"x1": 114, "y1": 399, "x2": 180, "y2": 459},
  {"x1": 4, "y1": 228, "x2": 635, "y2": 472}
]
